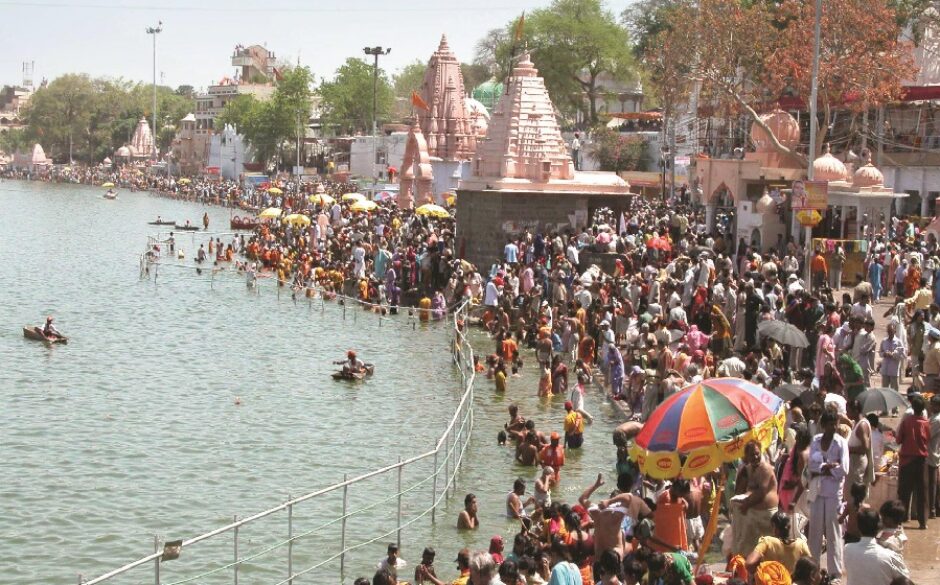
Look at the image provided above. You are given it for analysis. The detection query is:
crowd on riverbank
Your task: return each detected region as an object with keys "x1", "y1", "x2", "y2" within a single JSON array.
[{"x1": 316, "y1": 199, "x2": 937, "y2": 585}]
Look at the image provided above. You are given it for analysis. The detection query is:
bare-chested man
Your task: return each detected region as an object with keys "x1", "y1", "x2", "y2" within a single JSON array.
[
  {"x1": 516, "y1": 431, "x2": 540, "y2": 466},
  {"x1": 505, "y1": 404, "x2": 527, "y2": 439},
  {"x1": 733, "y1": 440, "x2": 779, "y2": 556}
]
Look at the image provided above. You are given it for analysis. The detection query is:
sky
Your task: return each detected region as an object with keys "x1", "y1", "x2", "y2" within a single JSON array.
[{"x1": 0, "y1": 0, "x2": 632, "y2": 91}]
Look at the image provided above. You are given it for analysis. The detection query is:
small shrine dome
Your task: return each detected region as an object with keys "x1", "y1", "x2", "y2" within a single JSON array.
[
  {"x1": 471, "y1": 78, "x2": 504, "y2": 111},
  {"x1": 114, "y1": 145, "x2": 132, "y2": 158},
  {"x1": 812, "y1": 145, "x2": 848, "y2": 182},
  {"x1": 853, "y1": 150, "x2": 884, "y2": 187},
  {"x1": 750, "y1": 109, "x2": 800, "y2": 152}
]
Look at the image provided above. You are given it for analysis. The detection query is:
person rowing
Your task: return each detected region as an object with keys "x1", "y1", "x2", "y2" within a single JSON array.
[
  {"x1": 42, "y1": 316, "x2": 64, "y2": 340},
  {"x1": 335, "y1": 350, "x2": 365, "y2": 374}
]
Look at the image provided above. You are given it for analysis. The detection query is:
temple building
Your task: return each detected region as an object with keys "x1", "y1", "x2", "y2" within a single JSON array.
[
  {"x1": 455, "y1": 52, "x2": 632, "y2": 269},
  {"x1": 113, "y1": 117, "x2": 156, "y2": 162},
  {"x1": 169, "y1": 113, "x2": 210, "y2": 176},
  {"x1": 398, "y1": 35, "x2": 478, "y2": 208}
]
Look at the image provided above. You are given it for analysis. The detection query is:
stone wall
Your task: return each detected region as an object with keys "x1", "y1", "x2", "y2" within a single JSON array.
[{"x1": 455, "y1": 189, "x2": 631, "y2": 269}]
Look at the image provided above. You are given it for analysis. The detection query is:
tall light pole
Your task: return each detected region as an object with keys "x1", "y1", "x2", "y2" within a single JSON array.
[
  {"x1": 146, "y1": 21, "x2": 163, "y2": 163},
  {"x1": 363, "y1": 46, "x2": 390, "y2": 192},
  {"x1": 804, "y1": 0, "x2": 821, "y2": 285}
]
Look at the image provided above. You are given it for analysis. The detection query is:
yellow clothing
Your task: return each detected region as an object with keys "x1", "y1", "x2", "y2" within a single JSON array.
[
  {"x1": 752, "y1": 536, "x2": 810, "y2": 574},
  {"x1": 564, "y1": 411, "x2": 584, "y2": 435},
  {"x1": 495, "y1": 370, "x2": 507, "y2": 392},
  {"x1": 906, "y1": 287, "x2": 933, "y2": 311}
]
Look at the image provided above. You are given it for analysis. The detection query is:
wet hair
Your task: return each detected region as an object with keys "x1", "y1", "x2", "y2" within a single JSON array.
[
  {"x1": 792, "y1": 557, "x2": 819, "y2": 582},
  {"x1": 464, "y1": 493, "x2": 476, "y2": 507},
  {"x1": 497, "y1": 430, "x2": 507, "y2": 445},
  {"x1": 372, "y1": 569, "x2": 395, "y2": 585},
  {"x1": 857, "y1": 508, "x2": 881, "y2": 537},
  {"x1": 514, "y1": 478, "x2": 526, "y2": 493}
]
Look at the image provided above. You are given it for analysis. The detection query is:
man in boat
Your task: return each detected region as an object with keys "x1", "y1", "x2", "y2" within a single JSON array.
[
  {"x1": 42, "y1": 316, "x2": 64, "y2": 340},
  {"x1": 335, "y1": 350, "x2": 365, "y2": 374}
]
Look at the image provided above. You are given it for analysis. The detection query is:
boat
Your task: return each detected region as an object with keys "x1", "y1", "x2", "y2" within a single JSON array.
[
  {"x1": 23, "y1": 326, "x2": 68, "y2": 345},
  {"x1": 331, "y1": 364, "x2": 375, "y2": 381},
  {"x1": 174, "y1": 224, "x2": 201, "y2": 231},
  {"x1": 148, "y1": 220, "x2": 176, "y2": 226},
  {"x1": 103, "y1": 189, "x2": 118, "y2": 200},
  {"x1": 230, "y1": 215, "x2": 260, "y2": 230}
]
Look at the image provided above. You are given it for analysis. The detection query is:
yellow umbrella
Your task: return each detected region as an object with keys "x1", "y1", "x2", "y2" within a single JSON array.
[
  {"x1": 350, "y1": 200, "x2": 378, "y2": 213},
  {"x1": 341, "y1": 192, "x2": 365, "y2": 202},
  {"x1": 101, "y1": 182, "x2": 115, "y2": 188},
  {"x1": 259, "y1": 207, "x2": 282, "y2": 219},
  {"x1": 310, "y1": 193, "x2": 335, "y2": 205},
  {"x1": 284, "y1": 213, "x2": 311, "y2": 227},
  {"x1": 446, "y1": 195, "x2": 456, "y2": 206},
  {"x1": 415, "y1": 203, "x2": 451, "y2": 218},
  {"x1": 178, "y1": 178, "x2": 191, "y2": 184},
  {"x1": 268, "y1": 187, "x2": 283, "y2": 195}
]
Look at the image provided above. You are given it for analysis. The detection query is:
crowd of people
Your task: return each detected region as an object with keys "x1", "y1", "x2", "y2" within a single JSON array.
[{"x1": 8, "y1": 164, "x2": 939, "y2": 584}]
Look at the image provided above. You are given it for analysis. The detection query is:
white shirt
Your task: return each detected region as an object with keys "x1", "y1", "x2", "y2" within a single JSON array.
[
  {"x1": 484, "y1": 281, "x2": 500, "y2": 307},
  {"x1": 844, "y1": 537, "x2": 909, "y2": 585}
]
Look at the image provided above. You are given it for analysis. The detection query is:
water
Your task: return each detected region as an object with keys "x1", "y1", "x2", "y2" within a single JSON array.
[{"x1": 0, "y1": 180, "x2": 623, "y2": 585}]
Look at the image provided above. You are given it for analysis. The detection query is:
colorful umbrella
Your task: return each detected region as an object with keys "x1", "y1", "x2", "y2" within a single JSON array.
[
  {"x1": 350, "y1": 200, "x2": 378, "y2": 212},
  {"x1": 101, "y1": 182, "x2": 115, "y2": 188},
  {"x1": 178, "y1": 178, "x2": 191, "y2": 184},
  {"x1": 268, "y1": 187, "x2": 283, "y2": 195},
  {"x1": 284, "y1": 213, "x2": 311, "y2": 227},
  {"x1": 630, "y1": 378, "x2": 785, "y2": 479},
  {"x1": 415, "y1": 203, "x2": 451, "y2": 218},
  {"x1": 310, "y1": 193, "x2": 335, "y2": 205},
  {"x1": 341, "y1": 193, "x2": 365, "y2": 202},
  {"x1": 259, "y1": 207, "x2": 282, "y2": 219}
]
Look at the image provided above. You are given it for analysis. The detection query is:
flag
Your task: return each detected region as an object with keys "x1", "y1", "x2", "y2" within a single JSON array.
[
  {"x1": 514, "y1": 11, "x2": 525, "y2": 42},
  {"x1": 411, "y1": 90, "x2": 430, "y2": 112}
]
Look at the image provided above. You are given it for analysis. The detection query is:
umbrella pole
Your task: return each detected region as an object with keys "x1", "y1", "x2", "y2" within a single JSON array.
[{"x1": 694, "y1": 475, "x2": 725, "y2": 575}]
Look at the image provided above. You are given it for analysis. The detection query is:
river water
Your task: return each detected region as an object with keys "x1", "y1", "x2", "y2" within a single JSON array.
[{"x1": 1, "y1": 180, "x2": 623, "y2": 585}]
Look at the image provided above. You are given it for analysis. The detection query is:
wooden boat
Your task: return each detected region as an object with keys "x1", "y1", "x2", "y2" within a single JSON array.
[
  {"x1": 174, "y1": 224, "x2": 201, "y2": 231},
  {"x1": 103, "y1": 190, "x2": 118, "y2": 200},
  {"x1": 23, "y1": 326, "x2": 68, "y2": 345},
  {"x1": 148, "y1": 220, "x2": 176, "y2": 226},
  {"x1": 230, "y1": 215, "x2": 260, "y2": 231},
  {"x1": 331, "y1": 364, "x2": 375, "y2": 381}
]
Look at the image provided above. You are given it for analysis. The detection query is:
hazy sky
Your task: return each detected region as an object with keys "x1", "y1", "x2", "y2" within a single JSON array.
[{"x1": 1, "y1": 0, "x2": 632, "y2": 91}]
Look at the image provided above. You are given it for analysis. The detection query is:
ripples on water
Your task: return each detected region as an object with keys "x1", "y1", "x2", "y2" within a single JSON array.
[{"x1": 0, "y1": 181, "x2": 623, "y2": 585}]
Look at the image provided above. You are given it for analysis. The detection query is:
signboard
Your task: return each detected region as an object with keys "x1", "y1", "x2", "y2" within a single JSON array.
[
  {"x1": 792, "y1": 180, "x2": 828, "y2": 210},
  {"x1": 674, "y1": 156, "x2": 691, "y2": 167}
]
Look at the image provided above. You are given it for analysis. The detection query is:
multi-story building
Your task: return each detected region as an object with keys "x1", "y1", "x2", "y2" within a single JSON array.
[
  {"x1": 193, "y1": 45, "x2": 279, "y2": 135},
  {"x1": 0, "y1": 85, "x2": 33, "y2": 134}
]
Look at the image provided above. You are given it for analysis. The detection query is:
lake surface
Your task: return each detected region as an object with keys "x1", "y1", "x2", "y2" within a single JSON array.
[{"x1": 0, "y1": 180, "x2": 623, "y2": 585}]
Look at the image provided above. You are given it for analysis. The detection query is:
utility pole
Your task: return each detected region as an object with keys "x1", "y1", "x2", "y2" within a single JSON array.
[
  {"x1": 804, "y1": 0, "x2": 822, "y2": 285},
  {"x1": 363, "y1": 46, "x2": 390, "y2": 195},
  {"x1": 146, "y1": 21, "x2": 163, "y2": 163}
]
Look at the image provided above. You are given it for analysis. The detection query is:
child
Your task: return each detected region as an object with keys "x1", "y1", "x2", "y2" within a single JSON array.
[
  {"x1": 538, "y1": 364, "x2": 553, "y2": 397},
  {"x1": 877, "y1": 499, "x2": 908, "y2": 553}
]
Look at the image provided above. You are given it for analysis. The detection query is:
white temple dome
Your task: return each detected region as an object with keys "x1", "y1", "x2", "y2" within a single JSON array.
[{"x1": 812, "y1": 146, "x2": 848, "y2": 182}]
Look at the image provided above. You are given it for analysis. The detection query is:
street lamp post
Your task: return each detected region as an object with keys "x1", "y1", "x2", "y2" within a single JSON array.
[
  {"x1": 363, "y1": 46, "x2": 390, "y2": 194},
  {"x1": 804, "y1": 0, "x2": 822, "y2": 285},
  {"x1": 146, "y1": 21, "x2": 163, "y2": 163}
]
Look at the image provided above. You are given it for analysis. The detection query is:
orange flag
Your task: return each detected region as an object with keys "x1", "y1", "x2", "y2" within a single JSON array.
[
  {"x1": 514, "y1": 11, "x2": 525, "y2": 42},
  {"x1": 411, "y1": 90, "x2": 430, "y2": 112}
]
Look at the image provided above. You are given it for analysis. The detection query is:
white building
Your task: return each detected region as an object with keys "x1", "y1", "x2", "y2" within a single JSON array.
[{"x1": 207, "y1": 124, "x2": 253, "y2": 180}]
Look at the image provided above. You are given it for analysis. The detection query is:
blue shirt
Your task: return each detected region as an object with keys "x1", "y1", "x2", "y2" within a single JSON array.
[
  {"x1": 504, "y1": 243, "x2": 519, "y2": 263},
  {"x1": 868, "y1": 262, "x2": 883, "y2": 288},
  {"x1": 548, "y1": 561, "x2": 583, "y2": 585}
]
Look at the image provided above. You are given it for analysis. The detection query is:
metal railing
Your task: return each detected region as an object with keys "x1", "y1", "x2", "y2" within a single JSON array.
[{"x1": 78, "y1": 300, "x2": 476, "y2": 585}]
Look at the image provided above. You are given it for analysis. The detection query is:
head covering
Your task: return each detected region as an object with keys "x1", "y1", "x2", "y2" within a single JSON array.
[
  {"x1": 564, "y1": 400, "x2": 573, "y2": 410},
  {"x1": 347, "y1": 350, "x2": 356, "y2": 358},
  {"x1": 754, "y1": 561, "x2": 791, "y2": 585},
  {"x1": 489, "y1": 535, "x2": 503, "y2": 550},
  {"x1": 550, "y1": 431, "x2": 560, "y2": 441}
]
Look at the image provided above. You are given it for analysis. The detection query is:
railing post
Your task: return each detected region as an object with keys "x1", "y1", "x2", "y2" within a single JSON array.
[
  {"x1": 397, "y1": 457, "x2": 403, "y2": 549},
  {"x1": 233, "y1": 515, "x2": 239, "y2": 585},
  {"x1": 154, "y1": 534, "x2": 160, "y2": 585},
  {"x1": 431, "y1": 450, "x2": 438, "y2": 523},
  {"x1": 340, "y1": 474, "x2": 349, "y2": 579},
  {"x1": 444, "y1": 431, "x2": 450, "y2": 499},
  {"x1": 453, "y1": 420, "x2": 459, "y2": 496},
  {"x1": 287, "y1": 495, "x2": 293, "y2": 585}
]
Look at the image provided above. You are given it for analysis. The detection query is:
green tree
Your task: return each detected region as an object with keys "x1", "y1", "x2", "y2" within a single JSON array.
[
  {"x1": 592, "y1": 128, "x2": 650, "y2": 172},
  {"x1": 476, "y1": 0, "x2": 637, "y2": 125},
  {"x1": 393, "y1": 60, "x2": 427, "y2": 99},
  {"x1": 24, "y1": 73, "x2": 96, "y2": 162},
  {"x1": 216, "y1": 94, "x2": 262, "y2": 134},
  {"x1": 461, "y1": 62, "x2": 491, "y2": 93},
  {"x1": 0, "y1": 128, "x2": 29, "y2": 155},
  {"x1": 319, "y1": 57, "x2": 394, "y2": 135}
]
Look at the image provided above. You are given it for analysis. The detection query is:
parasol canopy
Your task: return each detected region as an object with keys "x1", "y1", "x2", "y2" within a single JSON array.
[
  {"x1": 259, "y1": 207, "x2": 282, "y2": 219},
  {"x1": 631, "y1": 378, "x2": 785, "y2": 479},
  {"x1": 310, "y1": 193, "x2": 335, "y2": 205},
  {"x1": 101, "y1": 182, "x2": 115, "y2": 188},
  {"x1": 855, "y1": 387, "x2": 910, "y2": 414},
  {"x1": 350, "y1": 200, "x2": 378, "y2": 212},
  {"x1": 267, "y1": 187, "x2": 283, "y2": 195},
  {"x1": 284, "y1": 213, "x2": 311, "y2": 227},
  {"x1": 771, "y1": 383, "x2": 816, "y2": 403},
  {"x1": 757, "y1": 320, "x2": 809, "y2": 348},
  {"x1": 415, "y1": 203, "x2": 451, "y2": 218},
  {"x1": 341, "y1": 193, "x2": 365, "y2": 202},
  {"x1": 178, "y1": 178, "x2": 191, "y2": 184}
]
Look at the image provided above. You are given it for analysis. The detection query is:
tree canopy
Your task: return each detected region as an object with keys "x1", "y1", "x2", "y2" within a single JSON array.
[{"x1": 319, "y1": 57, "x2": 394, "y2": 135}]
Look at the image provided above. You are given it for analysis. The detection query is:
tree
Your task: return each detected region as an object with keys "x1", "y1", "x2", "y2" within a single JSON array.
[
  {"x1": 0, "y1": 128, "x2": 29, "y2": 155},
  {"x1": 592, "y1": 128, "x2": 650, "y2": 172},
  {"x1": 476, "y1": 0, "x2": 637, "y2": 125},
  {"x1": 319, "y1": 57, "x2": 394, "y2": 135},
  {"x1": 24, "y1": 73, "x2": 96, "y2": 161},
  {"x1": 393, "y1": 60, "x2": 427, "y2": 99},
  {"x1": 648, "y1": 0, "x2": 915, "y2": 163},
  {"x1": 621, "y1": 0, "x2": 689, "y2": 59},
  {"x1": 216, "y1": 94, "x2": 262, "y2": 134},
  {"x1": 461, "y1": 62, "x2": 492, "y2": 93}
]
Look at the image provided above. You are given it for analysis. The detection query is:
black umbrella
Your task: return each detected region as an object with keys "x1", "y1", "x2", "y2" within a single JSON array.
[
  {"x1": 772, "y1": 383, "x2": 816, "y2": 403},
  {"x1": 757, "y1": 320, "x2": 810, "y2": 348},
  {"x1": 856, "y1": 387, "x2": 910, "y2": 414}
]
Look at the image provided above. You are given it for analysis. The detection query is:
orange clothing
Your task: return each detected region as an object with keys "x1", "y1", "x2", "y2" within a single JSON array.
[
  {"x1": 810, "y1": 254, "x2": 827, "y2": 275},
  {"x1": 501, "y1": 338, "x2": 518, "y2": 360},
  {"x1": 578, "y1": 336, "x2": 595, "y2": 364},
  {"x1": 652, "y1": 490, "x2": 688, "y2": 552},
  {"x1": 539, "y1": 444, "x2": 565, "y2": 481}
]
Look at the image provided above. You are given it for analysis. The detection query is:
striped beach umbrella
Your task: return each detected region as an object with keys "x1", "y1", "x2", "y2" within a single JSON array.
[{"x1": 630, "y1": 378, "x2": 785, "y2": 479}]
